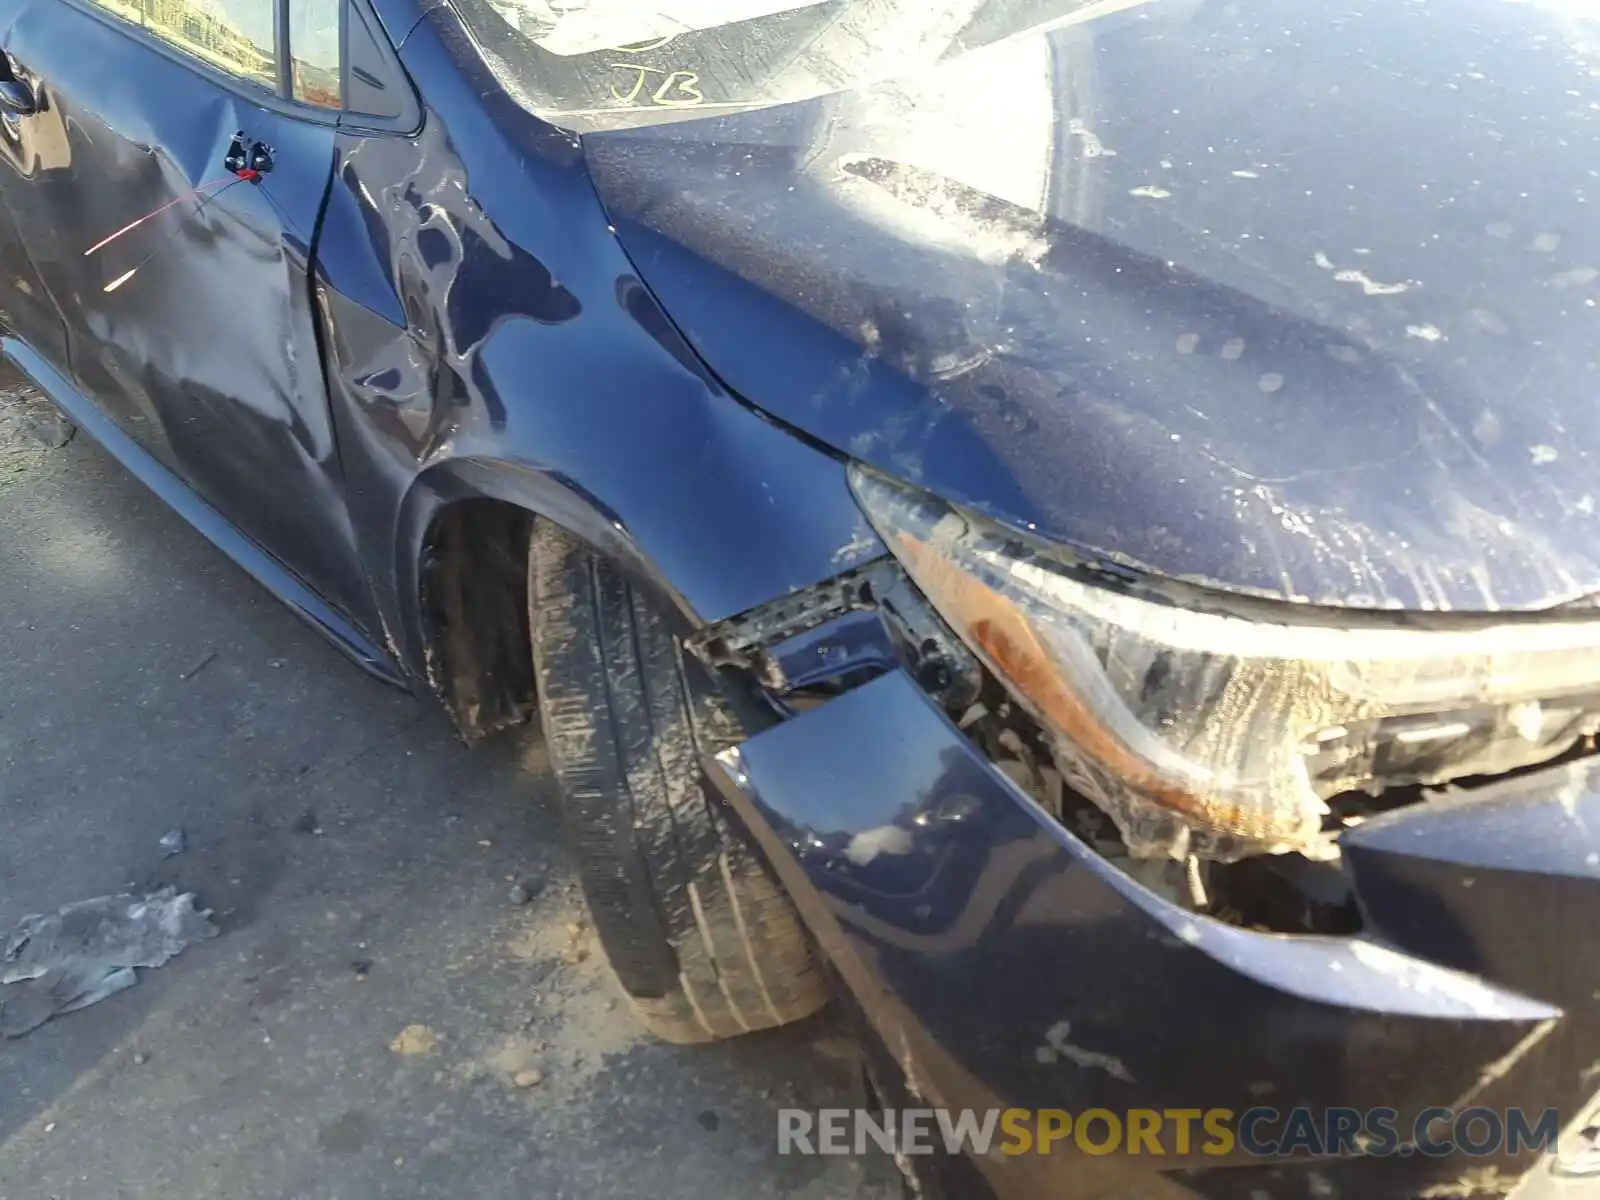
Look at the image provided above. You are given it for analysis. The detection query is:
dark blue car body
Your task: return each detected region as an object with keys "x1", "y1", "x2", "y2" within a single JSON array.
[{"x1": 0, "y1": 0, "x2": 1596, "y2": 1195}]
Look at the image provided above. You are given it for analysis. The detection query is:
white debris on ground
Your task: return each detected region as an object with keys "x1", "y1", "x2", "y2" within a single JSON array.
[{"x1": 0, "y1": 888, "x2": 218, "y2": 1037}]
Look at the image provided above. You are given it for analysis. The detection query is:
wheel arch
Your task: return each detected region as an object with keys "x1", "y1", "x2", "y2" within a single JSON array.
[{"x1": 394, "y1": 455, "x2": 697, "y2": 742}]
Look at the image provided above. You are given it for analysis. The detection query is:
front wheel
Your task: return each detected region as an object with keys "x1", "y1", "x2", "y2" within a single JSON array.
[{"x1": 528, "y1": 520, "x2": 828, "y2": 1043}]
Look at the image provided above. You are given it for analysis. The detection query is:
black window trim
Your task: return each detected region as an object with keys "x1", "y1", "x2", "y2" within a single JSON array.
[
  {"x1": 337, "y1": 0, "x2": 422, "y2": 133},
  {"x1": 59, "y1": 0, "x2": 418, "y2": 132},
  {"x1": 274, "y1": 0, "x2": 294, "y2": 98}
]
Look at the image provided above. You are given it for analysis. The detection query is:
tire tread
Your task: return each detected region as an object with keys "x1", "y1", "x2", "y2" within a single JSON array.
[{"x1": 529, "y1": 521, "x2": 825, "y2": 1043}]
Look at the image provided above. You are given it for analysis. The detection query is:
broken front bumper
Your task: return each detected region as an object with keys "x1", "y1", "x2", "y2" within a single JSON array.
[{"x1": 708, "y1": 669, "x2": 1600, "y2": 1200}]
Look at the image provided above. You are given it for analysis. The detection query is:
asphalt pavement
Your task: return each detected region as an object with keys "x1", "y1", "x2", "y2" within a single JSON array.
[{"x1": 0, "y1": 371, "x2": 897, "y2": 1200}]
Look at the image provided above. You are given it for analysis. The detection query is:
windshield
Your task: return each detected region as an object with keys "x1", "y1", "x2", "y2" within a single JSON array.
[{"x1": 450, "y1": 0, "x2": 1120, "y2": 130}]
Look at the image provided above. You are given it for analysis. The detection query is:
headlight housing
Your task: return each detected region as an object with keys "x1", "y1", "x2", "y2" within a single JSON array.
[{"x1": 851, "y1": 467, "x2": 1600, "y2": 861}]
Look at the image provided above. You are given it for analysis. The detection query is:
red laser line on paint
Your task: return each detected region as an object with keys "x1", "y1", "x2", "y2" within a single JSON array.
[
  {"x1": 82, "y1": 170, "x2": 256, "y2": 258},
  {"x1": 94, "y1": 174, "x2": 254, "y2": 293}
]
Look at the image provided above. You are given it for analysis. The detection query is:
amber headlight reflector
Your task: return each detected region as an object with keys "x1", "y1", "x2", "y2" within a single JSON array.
[{"x1": 850, "y1": 467, "x2": 1600, "y2": 861}]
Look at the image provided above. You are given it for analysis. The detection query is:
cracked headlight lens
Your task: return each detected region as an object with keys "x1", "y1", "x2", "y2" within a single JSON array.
[{"x1": 850, "y1": 466, "x2": 1600, "y2": 861}]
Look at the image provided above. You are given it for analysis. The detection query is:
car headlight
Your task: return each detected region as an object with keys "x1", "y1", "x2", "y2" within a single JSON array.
[{"x1": 850, "y1": 466, "x2": 1600, "y2": 862}]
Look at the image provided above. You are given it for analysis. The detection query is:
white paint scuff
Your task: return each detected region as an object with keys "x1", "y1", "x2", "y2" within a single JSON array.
[
  {"x1": 1337, "y1": 269, "x2": 1412, "y2": 296},
  {"x1": 1315, "y1": 251, "x2": 1414, "y2": 294},
  {"x1": 1034, "y1": 1020, "x2": 1135, "y2": 1082}
]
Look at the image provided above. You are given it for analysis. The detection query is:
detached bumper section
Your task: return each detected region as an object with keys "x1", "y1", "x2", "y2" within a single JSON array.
[{"x1": 707, "y1": 668, "x2": 1600, "y2": 1199}]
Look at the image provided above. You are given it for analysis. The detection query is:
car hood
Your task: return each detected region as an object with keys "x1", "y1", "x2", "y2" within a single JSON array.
[{"x1": 583, "y1": 0, "x2": 1600, "y2": 612}]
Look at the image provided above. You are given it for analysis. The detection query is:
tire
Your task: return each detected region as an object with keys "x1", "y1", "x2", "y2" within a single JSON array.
[{"x1": 528, "y1": 519, "x2": 828, "y2": 1043}]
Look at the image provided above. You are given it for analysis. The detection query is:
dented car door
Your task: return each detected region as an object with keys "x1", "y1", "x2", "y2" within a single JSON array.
[{"x1": 0, "y1": 0, "x2": 374, "y2": 628}]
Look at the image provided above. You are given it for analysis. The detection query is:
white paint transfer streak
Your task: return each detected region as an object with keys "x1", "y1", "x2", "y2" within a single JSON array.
[
  {"x1": 1334, "y1": 269, "x2": 1412, "y2": 295},
  {"x1": 1035, "y1": 1020, "x2": 1135, "y2": 1082},
  {"x1": 1316, "y1": 252, "x2": 1414, "y2": 294},
  {"x1": 1406, "y1": 323, "x2": 1444, "y2": 341},
  {"x1": 1066, "y1": 118, "x2": 1115, "y2": 158},
  {"x1": 1129, "y1": 185, "x2": 1171, "y2": 199},
  {"x1": 1444, "y1": 1017, "x2": 1559, "y2": 1114}
]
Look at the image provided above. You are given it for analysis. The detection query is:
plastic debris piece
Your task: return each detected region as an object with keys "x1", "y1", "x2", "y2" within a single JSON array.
[
  {"x1": 158, "y1": 828, "x2": 187, "y2": 857},
  {"x1": 0, "y1": 888, "x2": 217, "y2": 1037}
]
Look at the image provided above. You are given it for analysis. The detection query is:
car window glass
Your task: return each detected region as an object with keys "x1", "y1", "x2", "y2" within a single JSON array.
[
  {"x1": 92, "y1": 0, "x2": 278, "y2": 91},
  {"x1": 291, "y1": 0, "x2": 342, "y2": 109},
  {"x1": 346, "y1": 0, "x2": 409, "y2": 120}
]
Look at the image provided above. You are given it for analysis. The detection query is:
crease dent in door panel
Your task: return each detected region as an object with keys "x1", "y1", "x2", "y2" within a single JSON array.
[{"x1": 9, "y1": 0, "x2": 376, "y2": 630}]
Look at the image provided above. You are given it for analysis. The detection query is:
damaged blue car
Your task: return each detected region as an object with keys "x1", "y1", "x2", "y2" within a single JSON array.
[{"x1": 1, "y1": 0, "x2": 1597, "y2": 1194}]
